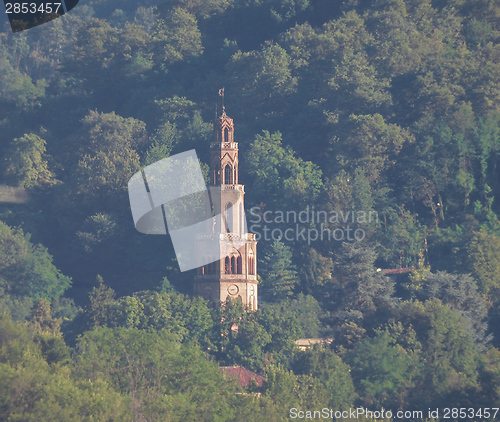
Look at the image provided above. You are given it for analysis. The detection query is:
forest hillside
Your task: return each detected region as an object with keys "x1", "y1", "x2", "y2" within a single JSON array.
[{"x1": 1, "y1": 0, "x2": 500, "y2": 420}]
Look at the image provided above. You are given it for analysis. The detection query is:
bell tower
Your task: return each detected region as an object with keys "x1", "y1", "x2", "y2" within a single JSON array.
[{"x1": 193, "y1": 100, "x2": 258, "y2": 310}]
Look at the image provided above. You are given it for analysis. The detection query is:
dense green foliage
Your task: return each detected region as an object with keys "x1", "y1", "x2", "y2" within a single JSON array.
[
  {"x1": 1, "y1": 0, "x2": 500, "y2": 419},
  {"x1": 0, "y1": 221, "x2": 71, "y2": 305}
]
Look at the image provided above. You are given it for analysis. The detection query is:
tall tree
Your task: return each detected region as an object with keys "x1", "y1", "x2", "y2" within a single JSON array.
[
  {"x1": 245, "y1": 130, "x2": 323, "y2": 208},
  {"x1": 345, "y1": 331, "x2": 419, "y2": 410},
  {"x1": 259, "y1": 240, "x2": 299, "y2": 302},
  {"x1": 3, "y1": 133, "x2": 57, "y2": 188},
  {"x1": 407, "y1": 270, "x2": 489, "y2": 345},
  {"x1": 0, "y1": 220, "x2": 71, "y2": 301},
  {"x1": 328, "y1": 242, "x2": 395, "y2": 326},
  {"x1": 467, "y1": 229, "x2": 500, "y2": 300},
  {"x1": 151, "y1": 7, "x2": 203, "y2": 65},
  {"x1": 293, "y1": 346, "x2": 356, "y2": 410},
  {"x1": 86, "y1": 275, "x2": 115, "y2": 329},
  {"x1": 396, "y1": 299, "x2": 480, "y2": 407},
  {"x1": 227, "y1": 43, "x2": 297, "y2": 115}
]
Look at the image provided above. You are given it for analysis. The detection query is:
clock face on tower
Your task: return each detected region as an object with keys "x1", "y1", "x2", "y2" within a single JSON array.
[{"x1": 227, "y1": 284, "x2": 239, "y2": 295}]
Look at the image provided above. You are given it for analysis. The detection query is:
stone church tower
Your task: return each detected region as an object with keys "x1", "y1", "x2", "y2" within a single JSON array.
[{"x1": 193, "y1": 106, "x2": 258, "y2": 310}]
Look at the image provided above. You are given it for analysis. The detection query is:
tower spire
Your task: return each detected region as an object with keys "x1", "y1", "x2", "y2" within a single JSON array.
[
  {"x1": 218, "y1": 87, "x2": 225, "y2": 113},
  {"x1": 194, "y1": 100, "x2": 258, "y2": 310}
]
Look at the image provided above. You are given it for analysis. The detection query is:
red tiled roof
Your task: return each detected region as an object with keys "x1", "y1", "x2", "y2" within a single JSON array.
[
  {"x1": 220, "y1": 365, "x2": 265, "y2": 388},
  {"x1": 383, "y1": 268, "x2": 413, "y2": 275}
]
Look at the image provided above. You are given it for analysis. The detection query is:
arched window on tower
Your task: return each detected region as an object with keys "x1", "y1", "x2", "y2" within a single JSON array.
[
  {"x1": 225, "y1": 256, "x2": 231, "y2": 274},
  {"x1": 248, "y1": 249, "x2": 255, "y2": 275},
  {"x1": 231, "y1": 256, "x2": 236, "y2": 274},
  {"x1": 224, "y1": 127, "x2": 229, "y2": 143},
  {"x1": 214, "y1": 162, "x2": 221, "y2": 185},
  {"x1": 225, "y1": 202, "x2": 233, "y2": 233},
  {"x1": 237, "y1": 255, "x2": 242, "y2": 274},
  {"x1": 224, "y1": 165, "x2": 232, "y2": 184}
]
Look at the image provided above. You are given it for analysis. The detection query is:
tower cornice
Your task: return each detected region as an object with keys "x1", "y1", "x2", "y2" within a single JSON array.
[{"x1": 210, "y1": 142, "x2": 238, "y2": 149}]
